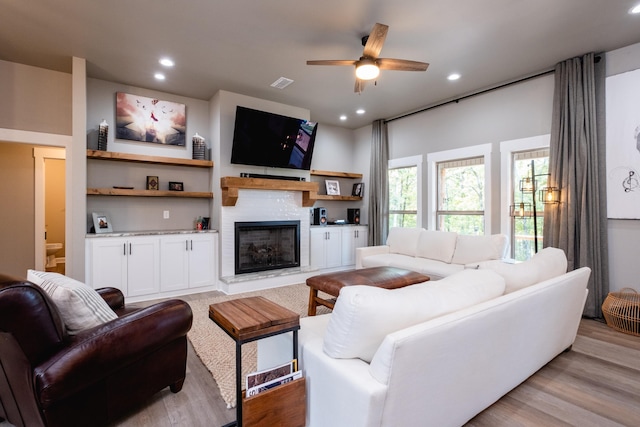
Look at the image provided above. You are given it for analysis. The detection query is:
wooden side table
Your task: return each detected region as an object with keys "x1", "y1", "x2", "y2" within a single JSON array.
[{"x1": 209, "y1": 296, "x2": 302, "y2": 427}]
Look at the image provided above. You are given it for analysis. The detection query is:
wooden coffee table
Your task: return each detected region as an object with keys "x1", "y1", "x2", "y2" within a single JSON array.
[
  {"x1": 209, "y1": 296, "x2": 303, "y2": 427},
  {"x1": 306, "y1": 266, "x2": 430, "y2": 315}
]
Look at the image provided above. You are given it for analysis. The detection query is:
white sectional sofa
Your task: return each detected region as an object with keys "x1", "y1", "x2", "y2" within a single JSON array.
[
  {"x1": 258, "y1": 248, "x2": 590, "y2": 427},
  {"x1": 356, "y1": 227, "x2": 509, "y2": 280}
]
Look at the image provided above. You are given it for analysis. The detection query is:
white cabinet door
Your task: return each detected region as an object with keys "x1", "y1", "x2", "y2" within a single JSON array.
[
  {"x1": 324, "y1": 227, "x2": 342, "y2": 268},
  {"x1": 310, "y1": 228, "x2": 327, "y2": 269},
  {"x1": 87, "y1": 237, "x2": 128, "y2": 295},
  {"x1": 188, "y1": 233, "x2": 216, "y2": 288},
  {"x1": 161, "y1": 233, "x2": 215, "y2": 291},
  {"x1": 354, "y1": 225, "x2": 368, "y2": 250},
  {"x1": 126, "y1": 236, "x2": 160, "y2": 297},
  {"x1": 160, "y1": 236, "x2": 190, "y2": 292},
  {"x1": 311, "y1": 227, "x2": 342, "y2": 269},
  {"x1": 340, "y1": 226, "x2": 368, "y2": 266}
]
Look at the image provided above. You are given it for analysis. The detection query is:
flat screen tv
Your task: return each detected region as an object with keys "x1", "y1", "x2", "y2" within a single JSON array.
[{"x1": 230, "y1": 106, "x2": 318, "y2": 170}]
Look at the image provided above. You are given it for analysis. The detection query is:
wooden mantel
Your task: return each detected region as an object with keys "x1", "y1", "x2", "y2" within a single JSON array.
[{"x1": 220, "y1": 177, "x2": 319, "y2": 207}]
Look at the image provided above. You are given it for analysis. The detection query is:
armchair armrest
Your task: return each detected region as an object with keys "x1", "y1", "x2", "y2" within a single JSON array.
[
  {"x1": 33, "y1": 299, "x2": 193, "y2": 405},
  {"x1": 96, "y1": 287, "x2": 125, "y2": 310},
  {"x1": 355, "y1": 245, "x2": 390, "y2": 269}
]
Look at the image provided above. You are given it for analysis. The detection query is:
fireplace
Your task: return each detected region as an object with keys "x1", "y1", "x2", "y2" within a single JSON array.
[{"x1": 235, "y1": 221, "x2": 301, "y2": 275}]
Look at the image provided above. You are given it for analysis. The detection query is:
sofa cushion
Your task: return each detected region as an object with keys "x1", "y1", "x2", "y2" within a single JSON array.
[
  {"x1": 451, "y1": 234, "x2": 508, "y2": 265},
  {"x1": 478, "y1": 247, "x2": 568, "y2": 293},
  {"x1": 27, "y1": 270, "x2": 118, "y2": 335},
  {"x1": 385, "y1": 227, "x2": 424, "y2": 257},
  {"x1": 415, "y1": 230, "x2": 458, "y2": 263},
  {"x1": 322, "y1": 269, "x2": 506, "y2": 362}
]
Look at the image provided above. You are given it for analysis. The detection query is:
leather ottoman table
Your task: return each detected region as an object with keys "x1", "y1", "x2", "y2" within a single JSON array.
[{"x1": 306, "y1": 266, "x2": 430, "y2": 315}]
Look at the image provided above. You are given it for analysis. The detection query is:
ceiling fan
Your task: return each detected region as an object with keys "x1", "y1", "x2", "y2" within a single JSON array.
[{"x1": 307, "y1": 23, "x2": 429, "y2": 93}]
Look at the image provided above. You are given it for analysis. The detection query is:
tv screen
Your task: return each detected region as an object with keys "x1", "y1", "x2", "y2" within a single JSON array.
[{"x1": 231, "y1": 106, "x2": 318, "y2": 170}]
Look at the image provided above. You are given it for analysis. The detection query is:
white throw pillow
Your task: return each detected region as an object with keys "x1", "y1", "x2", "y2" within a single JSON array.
[
  {"x1": 451, "y1": 234, "x2": 508, "y2": 265},
  {"x1": 322, "y1": 269, "x2": 505, "y2": 362},
  {"x1": 415, "y1": 230, "x2": 458, "y2": 263},
  {"x1": 27, "y1": 270, "x2": 118, "y2": 335},
  {"x1": 385, "y1": 227, "x2": 424, "y2": 257},
  {"x1": 478, "y1": 247, "x2": 567, "y2": 293}
]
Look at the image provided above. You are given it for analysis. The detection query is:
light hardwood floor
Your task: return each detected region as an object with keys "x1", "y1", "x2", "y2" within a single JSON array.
[
  {"x1": 3, "y1": 292, "x2": 639, "y2": 427},
  {"x1": 112, "y1": 302, "x2": 640, "y2": 427}
]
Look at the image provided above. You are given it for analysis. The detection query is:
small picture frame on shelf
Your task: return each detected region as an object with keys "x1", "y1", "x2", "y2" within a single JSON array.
[
  {"x1": 325, "y1": 180, "x2": 340, "y2": 195},
  {"x1": 169, "y1": 181, "x2": 184, "y2": 191},
  {"x1": 146, "y1": 176, "x2": 159, "y2": 190},
  {"x1": 352, "y1": 182, "x2": 364, "y2": 197},
  {"x1": 92, "y1": 212, "x2": 113, "y2": 234}
]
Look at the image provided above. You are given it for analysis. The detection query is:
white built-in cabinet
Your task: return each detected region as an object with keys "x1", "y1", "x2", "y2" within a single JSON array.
[
  {"x1": 86, "y1": 231, "x2": 217, "y2": 301},
  {"x1": 160, "y1": 233, "x2": 216, "y2": 292},
  {"x1": 341, "y1": 225, "x2": 368, "y2": 265},
  {"x1": 310, "y1": 227, "x2": 343, "y2": 269},
  {"x1": 310, "y1": 225, "x2": 368, "y2": 270}
]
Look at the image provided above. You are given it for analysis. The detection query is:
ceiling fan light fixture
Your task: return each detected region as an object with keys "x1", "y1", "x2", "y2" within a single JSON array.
[{"x1": 355, "y1": 59, "x2": 379, "y2": 80}]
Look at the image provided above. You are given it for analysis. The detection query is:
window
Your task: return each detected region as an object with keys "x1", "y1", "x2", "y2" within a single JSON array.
[
  {"x1": 427, "y1": 144, "x2": 492, "y2": 234},
  {"x1": 388, "y1": 155, "x2": 422, "y2": 228},
  {"x1": 511, "y1": 149, "x2": 549, "y2": 261},
  {"x1": 499, "y1": 134, "x2": 551, "y2": 261},
  {"x1": 436, "y1": 156, "x2": 485, "y2": 234}
]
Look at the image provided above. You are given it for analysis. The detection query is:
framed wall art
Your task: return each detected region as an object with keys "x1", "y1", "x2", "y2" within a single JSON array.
[
  {"x1": 606, "y1": 68, "x2": 640, "y2": 219},
  {"x1": 325, "y1": 180, "x2": 340, "y2": 195},
  {"x1": 115, "y1": 92, "x2": 186, "y2": 146},
  {"x1": 92, "y1": 212, "x2": 113, "y2": 234}
]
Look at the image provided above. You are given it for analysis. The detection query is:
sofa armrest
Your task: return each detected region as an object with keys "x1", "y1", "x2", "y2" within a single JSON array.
[
  {"x1": 355, "y1": 245, "x2": 390, "y2": 269},
  {"x1": 33, "y1": 299, "x2": 193, "y2": 404},
  {"x1": 95, "y1": 287, "x2": 125, "y2": 310}
]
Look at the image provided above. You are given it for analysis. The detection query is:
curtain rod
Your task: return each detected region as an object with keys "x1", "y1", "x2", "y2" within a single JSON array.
[{"x1": 384, "y1": 68, "x2": 555, "y2": 124}]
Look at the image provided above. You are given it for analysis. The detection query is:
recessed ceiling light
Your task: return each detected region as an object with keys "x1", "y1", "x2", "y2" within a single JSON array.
[
  {"x1": 448, "y1": 73, "x2": 461, "y2": 81},
  {"x1": 356, "y1": 109, "x2": 365, "y2": 115},
  {"x1": 630, "y1": 4, "x2": 640, "y2": 14},
  {"x1": 159, "y1": 58, "x2": 174, "y2": 67},
  {"x1": 154, "y1": 73, "x2": 166, "y2": 80},
  {"x1": 340, "y1": 115, "x2": 347, "y2": 121}
]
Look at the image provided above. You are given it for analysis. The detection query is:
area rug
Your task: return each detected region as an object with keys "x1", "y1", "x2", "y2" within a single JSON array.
[{"x1": 186, "y1": 283, "x2": 330, "y2": 408}]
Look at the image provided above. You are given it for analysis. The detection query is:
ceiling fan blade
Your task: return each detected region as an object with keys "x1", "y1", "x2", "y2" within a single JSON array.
[
  {"x1": 362, "y1": 23, "x2": 388, "y2": 58},
  {"x1": 354, "y1": 78, "x2": 366, "y2": 93},
  {"x1": 307, "y1": 60, "x2": 357, "y2": 66},
  {"x1": 377, "y1": 58, "x2": 429, "y2": 71}
]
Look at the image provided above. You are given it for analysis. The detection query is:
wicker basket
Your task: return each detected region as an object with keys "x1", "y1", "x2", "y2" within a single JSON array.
[{"x1": 602, "y1": 288, "x2": 640, "y2": 337}]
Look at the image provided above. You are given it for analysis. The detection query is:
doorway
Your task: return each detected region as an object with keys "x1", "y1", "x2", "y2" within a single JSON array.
[{"x1": 34, "y1": 147, "x2": 66, "y2": 272}]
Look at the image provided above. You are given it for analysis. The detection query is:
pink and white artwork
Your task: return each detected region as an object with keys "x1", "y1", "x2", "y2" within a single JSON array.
[{"x1": 115, "y1": 92, "x2": 186, "y2": 146}]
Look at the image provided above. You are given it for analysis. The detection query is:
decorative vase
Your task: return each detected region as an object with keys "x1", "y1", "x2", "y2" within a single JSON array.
[
  {"x1": 98, "y1": 119, "x2": 109, "y2": 151},
  {"x1": 192, "y1": 133, "x2": 206, "y2": 160}
]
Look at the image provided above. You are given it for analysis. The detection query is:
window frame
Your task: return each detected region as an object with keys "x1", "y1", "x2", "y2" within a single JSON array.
[
  {"x1": 499, "y1": 134, "x2": 551, "y2": 258},
  {"x1": 427, "y1": 143, "x2": 492, "y2": 233},
  {"x1": 388, "y1": 155, "x2": 423, "y2": 228}
]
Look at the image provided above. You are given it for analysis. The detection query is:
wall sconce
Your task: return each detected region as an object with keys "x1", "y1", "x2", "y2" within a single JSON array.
[{"x1": 539, "y1": 186, "x2": 560, "y2": 204}]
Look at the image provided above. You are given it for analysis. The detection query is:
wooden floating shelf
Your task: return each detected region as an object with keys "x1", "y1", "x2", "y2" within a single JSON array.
[
  {"x1": 87, "y1": 188, "x2": 213, "y2": 199},
  {"x1": 310, "y1": 170, "x2": 362, "y2": 179},
  {"x1": 87, "y1": 150, "x2": 213, "y2": 168},
  {"x1": 315, "y1": 195, "x2": 363, "y2": 201},
  {"x1": 220, "y1": 177, "x2": 319, "y2": 207}
]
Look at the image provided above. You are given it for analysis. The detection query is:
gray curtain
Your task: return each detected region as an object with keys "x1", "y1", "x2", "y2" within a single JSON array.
[
  {"x1": 544, "y1": 52, "x2": 609, "y2": 318},
  {"x1": 368, "y1": 120, "x2": 389, "y2": 246}
]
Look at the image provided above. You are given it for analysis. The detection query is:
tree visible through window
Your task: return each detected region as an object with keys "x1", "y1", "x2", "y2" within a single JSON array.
[
  {"x1": 436, "y1": 157, "x2": 484, "y2": 235},
  {"x1": 388, "y1": 165, "x2": 417, "y2": 228}
]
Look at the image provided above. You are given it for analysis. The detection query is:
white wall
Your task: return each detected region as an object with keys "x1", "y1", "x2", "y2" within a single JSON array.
[
  {"x1": 605, "y1": 43, "x2": 640, "y2": 292},
  {"x1": 353, "y1": 42, "x2": 640, "y2": 293}
]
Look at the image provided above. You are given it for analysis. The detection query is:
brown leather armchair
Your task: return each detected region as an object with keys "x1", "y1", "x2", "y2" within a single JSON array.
[{"x1": 0, "y1": 273, "x2": 193, "y2": 427}]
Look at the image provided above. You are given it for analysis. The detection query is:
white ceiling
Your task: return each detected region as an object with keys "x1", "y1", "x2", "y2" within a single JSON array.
[{"x1": 2, "y1": 0, "x2": 640, "y2": 129}]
